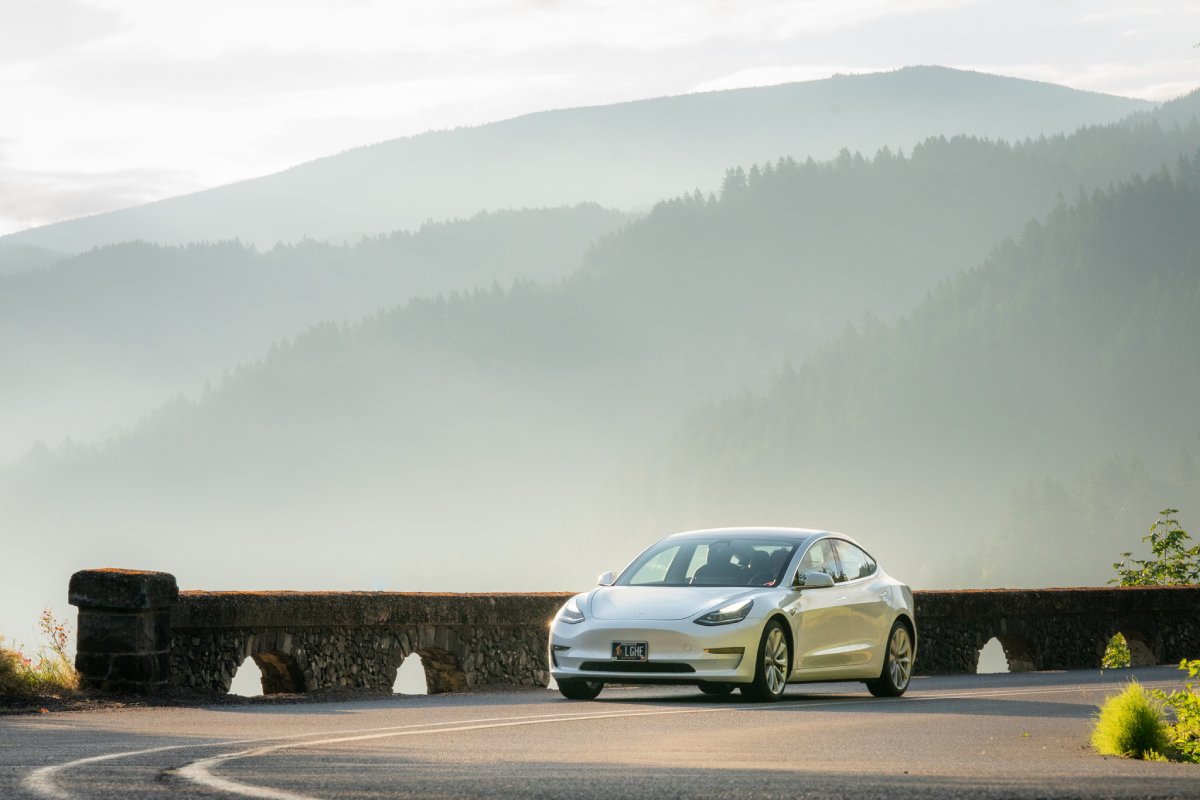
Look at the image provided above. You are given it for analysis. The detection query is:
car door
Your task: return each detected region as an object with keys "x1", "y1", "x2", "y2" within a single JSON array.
[
  {"x1": 787, "y1": 538, "x2": 856, "y2": 674},
  {"x1": 830, "y1": 539, "x2": 892, "y2": 675}
]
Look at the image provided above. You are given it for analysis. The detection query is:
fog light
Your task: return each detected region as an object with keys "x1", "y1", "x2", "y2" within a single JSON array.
[{"x1": 703, "y1": 647, "x2": 745, "y2": 655}]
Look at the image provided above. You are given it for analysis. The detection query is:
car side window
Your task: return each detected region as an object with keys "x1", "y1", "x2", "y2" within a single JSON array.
[
  {"x1": 832, "y1": 540, "x2": 877, "y2": 582},
  {"x1": 796, "y1": 539, "x2": 840, "y2": 582}
]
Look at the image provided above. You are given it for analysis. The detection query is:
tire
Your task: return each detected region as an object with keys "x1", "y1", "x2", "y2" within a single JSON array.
[
  {"x1": 558, "y1": 678, "x2": 603, "y2": 700},
  {"x1": 740, "y1": 619, "x2": 790, "y2": 702},
  {"x1": 698, "y1": 683, "x2": 736, "y2": 696},
  {"x1": 867, "y1": 620, "x2": 914, "y2": 698}
]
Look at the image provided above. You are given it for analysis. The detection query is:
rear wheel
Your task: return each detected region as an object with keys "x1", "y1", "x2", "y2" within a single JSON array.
[
  {"x1": 867, "y1": 620, "x2": 914, "y2": 697},
  {"x1": 557, "y1": 678, "x2": 603, "y2": 700},
  {"x1": 698, "y1": 683, "x2": 735, "y2": 696},
  {"x1": 740, "y1": 620, "x2": 790, "y2": 702}
]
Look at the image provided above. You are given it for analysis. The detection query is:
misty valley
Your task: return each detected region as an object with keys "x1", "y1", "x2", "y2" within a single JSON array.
[{"x1": 1, "y1": 66, "x2": 1197, "y2": 644}]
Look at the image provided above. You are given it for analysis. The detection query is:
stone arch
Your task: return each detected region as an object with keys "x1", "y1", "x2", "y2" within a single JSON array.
[
  {"x1": 228, "y1": 657, "x2": 264, "y2": 696},
  {"x1": 994, "y1": 633, "x2": 1037, "y2": 672},
  {"x1": 393, "y1": 653, "x2": 429, "y2": 694},
  {"x1": 250, "y1": 651, "x2": 307, "y2": 694},
  {"x1": 976, "y1": 637, "x2": 1009, "y2": 674},
  {"x1": 1101, "y1": 629, "x2": 1158, "y2": 668},
  {"x1": 406, "y1": 625, "x2": 470, "y2": 694},
  {"x1": 414, "y1": 647, "x2": 468, "y2": 694},
  {"x1": 976, "y1": 631, "x2": 1037, "y2": 673}
]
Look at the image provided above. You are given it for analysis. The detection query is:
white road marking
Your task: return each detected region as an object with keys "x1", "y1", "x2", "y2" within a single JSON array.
[
  {"x1": 21, "y1": 707, "x2": 674, "y2": 800},
  {"x1": 23, "y1": 678, "x2": 1185, "y2": 800},
  {"x1": 175, "y1": 707, "x2": 733, "y2": 800},
  {"x1": 175, "y1": 681, "x2": 1185, "y2": 800}
]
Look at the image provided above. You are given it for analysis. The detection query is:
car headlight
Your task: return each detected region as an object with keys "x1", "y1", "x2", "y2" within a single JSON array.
[
  {"x1": 558, "y1": 596, "x2": 585, "y2": 624},
  {"x1": 694, "y1": 598, "x2": 754, "y2": 626}
]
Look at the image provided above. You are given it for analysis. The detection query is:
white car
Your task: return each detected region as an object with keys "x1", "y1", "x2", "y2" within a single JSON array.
[{"x1": 550, "y1": 527, "x2": 916, "y2": 701}]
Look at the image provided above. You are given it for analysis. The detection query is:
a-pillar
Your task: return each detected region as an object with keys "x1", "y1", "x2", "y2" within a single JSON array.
[{"x1": 68, "y1": 569, "x2": 178, "y2": 693}]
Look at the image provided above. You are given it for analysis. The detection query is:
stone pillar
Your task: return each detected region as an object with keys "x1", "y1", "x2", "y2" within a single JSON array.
[{"x1": 68, "y1": 569, "x2": 178, "y2": 693}]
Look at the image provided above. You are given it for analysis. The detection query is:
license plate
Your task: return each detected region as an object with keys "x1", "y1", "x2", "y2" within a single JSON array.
[{"x1": 611, "y1": 641, "x2": 648, "y2": 661}]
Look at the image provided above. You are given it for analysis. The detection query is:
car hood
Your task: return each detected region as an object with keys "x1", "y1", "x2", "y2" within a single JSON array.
[{"x1": 588, "y1": 586, "x2": 757, "y2": 621}]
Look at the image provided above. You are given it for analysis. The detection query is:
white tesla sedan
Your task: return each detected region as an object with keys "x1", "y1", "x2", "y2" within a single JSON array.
[{"x1": 549, "y1": 527, "x2": 915, "y2": 701}]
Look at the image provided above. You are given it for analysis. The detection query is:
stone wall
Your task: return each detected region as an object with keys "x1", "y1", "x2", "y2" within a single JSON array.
[
  {"x1": 168, "y1": 591, "x2": 571, "y2": 694},
  {"x1": 68, "y1": 570, "x2": 1200, "y2": 694},
  {"x1": 914, "y1": 586, "x2": 1200, "y2": 674}
]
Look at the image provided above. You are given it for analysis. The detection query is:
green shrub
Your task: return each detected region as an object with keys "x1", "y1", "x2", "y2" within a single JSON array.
[
  {"x1": 1154, "y1": 659, "x2": 1200, "y2": 763},
  {"x1": 1092, "y1": 681, "x2": 1170, "y2": 759},
  {"x1": 1102, "y1": 633, "x2": 1132, "y2": 669}
]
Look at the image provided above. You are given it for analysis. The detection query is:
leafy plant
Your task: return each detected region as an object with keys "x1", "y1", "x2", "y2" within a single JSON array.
[
  {"x1": 1102, "y1": 633, "x2": 1132, "y2": 669},
  {"x1": 1092, "y1": 681, "x2": 1170, "y2": 759},
  {"x1": 1154, "y1": 659, "x2": 1200, "y2": 763},
  {"x1": 1111, "y1": 509, "x2": 1200, "y2": 586}
]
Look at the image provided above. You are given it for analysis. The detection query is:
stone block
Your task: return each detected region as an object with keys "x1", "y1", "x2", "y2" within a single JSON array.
[
  {"x1": 110, "y1": 652, "x2": 171, "y2": 683},
  {"x1": 77, "y1": 610, "x2": 158, "y2": 654},
  {"x1": 69, "y1": 569, "x2": 178, "y2": 611},
  {"x1": 75, "y1": 652, "x2": 113, "y2": 681}
]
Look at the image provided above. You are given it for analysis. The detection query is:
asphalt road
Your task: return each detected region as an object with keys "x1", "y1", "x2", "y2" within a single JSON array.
[{"x1": 3, "y1": 666, "x2": 1197, "y2": 800}]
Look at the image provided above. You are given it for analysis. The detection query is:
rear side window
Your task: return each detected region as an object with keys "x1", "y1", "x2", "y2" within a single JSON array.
[{"x1": 832, "y1": 540, "x2": 877, "y2": 582}]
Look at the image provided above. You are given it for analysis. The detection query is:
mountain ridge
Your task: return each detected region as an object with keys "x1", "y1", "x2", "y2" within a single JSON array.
[{"x1": 1, "y1": 66, "x2": 1153, "y2": 254}]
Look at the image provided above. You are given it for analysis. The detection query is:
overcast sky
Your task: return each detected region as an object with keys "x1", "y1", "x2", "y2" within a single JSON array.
[{"x1": 1, "y1": 0, "x2": 1198, "y2": 238}]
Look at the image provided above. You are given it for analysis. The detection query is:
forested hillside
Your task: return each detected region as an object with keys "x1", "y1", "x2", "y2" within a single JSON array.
[
  {"x1": 4, "y1": 101, "x2": 1200, "y2": 614},
  {"x1": 646, "y1": 161, "x2": 1200, "y2": 586},
  {"x1": 0, "y1": 67, "x2": 1148, "y2": 252},
  {"x1": 0, "y1": 204, "x2": 629, "y2": 462},
  {"x1": 0, "y1": 241, "x2": 61, "y2": 276}
]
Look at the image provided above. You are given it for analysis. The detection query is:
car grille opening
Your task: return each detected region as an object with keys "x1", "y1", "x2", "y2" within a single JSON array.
[{"x1": 579, "y1": 661, "x2": 696, "y2": 674}]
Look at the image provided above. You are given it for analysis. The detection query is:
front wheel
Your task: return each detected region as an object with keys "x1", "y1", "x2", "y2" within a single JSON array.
[
  {"x1": 558, "y1": 678, "x2": 603, "y2": 700},
  {"x1": 867, "y1": 620, "x2": 914, "y2": 697},
  {"x1": 740, "y1": 620, "x2": 790, "y2": 702}
]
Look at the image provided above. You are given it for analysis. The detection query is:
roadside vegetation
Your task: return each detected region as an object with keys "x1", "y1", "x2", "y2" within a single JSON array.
[
  {"x1": 1154, "y1": 660, "x2": 1200, "y2": 762},
  {"x1": 1092, "y1": 510, "x2": 1199, "y2": 762},
  {"x1": 0, "y1": 609, "x2": 79, "y2": 700},
  {"x1": 1110, "y1": 509, "x2": 1200, "y2": 587},
  {"x1": 1102, "y1": 633, "x2": 1132, "y2": 670},
  {"x1": 1092, "y1": 682, "x2": 1170, "y2": 760}
]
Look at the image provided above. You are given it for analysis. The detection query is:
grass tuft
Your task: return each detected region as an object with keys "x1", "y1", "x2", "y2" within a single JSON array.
[
  {"x1": 0, "y1": 609, "x2": 80, "y2": 700},
  {"x1": 1092, "y1": 681, "x2": 1170, "y2": 759}
]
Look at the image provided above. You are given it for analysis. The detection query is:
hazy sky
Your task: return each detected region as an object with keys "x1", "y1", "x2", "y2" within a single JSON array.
[{"x1": 2, "y1": 0, "x2": 1199, "y2": 237}]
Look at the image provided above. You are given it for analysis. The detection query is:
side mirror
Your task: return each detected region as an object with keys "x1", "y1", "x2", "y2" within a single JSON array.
[
  {"x1": 792, "y1": 570, "x2": 835, "y2": 590},
  {"x1": 597, "y1": 570, "x2": 616, "y2": 587}
]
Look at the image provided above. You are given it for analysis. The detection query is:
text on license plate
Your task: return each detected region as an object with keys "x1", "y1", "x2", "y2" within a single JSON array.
[{"x1": 611, "y1": 641, "x2": 648, "y2": 661}]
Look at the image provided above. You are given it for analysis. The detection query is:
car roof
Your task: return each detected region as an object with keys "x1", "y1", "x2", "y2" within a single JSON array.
[{"x1": 665, "y1": 526, "x2": 840, "y2": 544}]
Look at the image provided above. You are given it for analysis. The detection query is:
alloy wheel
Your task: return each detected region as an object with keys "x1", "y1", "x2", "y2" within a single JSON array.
[
  {"x1": 888, "y1": 626, "x2": 913, "y2": 690},
  {"x1": 763, "y1": 626, "x2": 788, "y2": 695}
]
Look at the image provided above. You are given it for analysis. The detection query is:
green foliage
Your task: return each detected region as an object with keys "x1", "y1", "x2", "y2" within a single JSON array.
[
  {"x1": 1092, "y1": 681, "x2": 1171, "y2": 759},
  {"x1": 1103, "y1": 633, "x2": 1132, "y2": 669},
  {"x1": 0, "y1": 609, "x2": 79, "y2": 698},
  {"x1": 1154, "y1": 659, "x2": 1200, "y2": 763},
  {"x1": 1112, "y1": 509, "x2": 1200, "y2": 586}
]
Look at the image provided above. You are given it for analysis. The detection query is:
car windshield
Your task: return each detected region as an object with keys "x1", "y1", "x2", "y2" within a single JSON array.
[{"x1": 616, "y1": 537, "x2": 799, "y2": 587}]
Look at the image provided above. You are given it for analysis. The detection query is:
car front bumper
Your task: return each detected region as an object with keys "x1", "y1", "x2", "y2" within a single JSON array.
[{"x1": 549, "y1": 617, "x2": 764, "y2": 684}]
